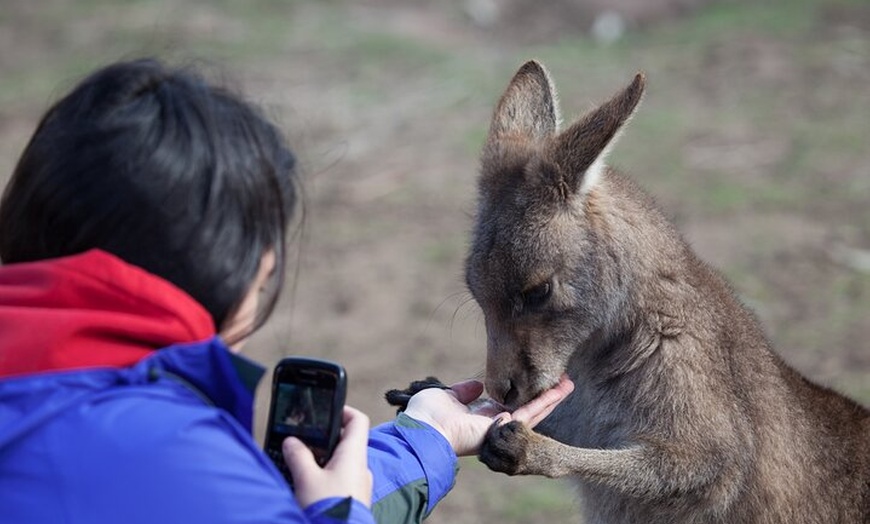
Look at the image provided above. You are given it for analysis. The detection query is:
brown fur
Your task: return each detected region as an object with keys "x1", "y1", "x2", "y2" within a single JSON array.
[{"x1": 467, "y1": 61, "x2": 870, "y2": 523}]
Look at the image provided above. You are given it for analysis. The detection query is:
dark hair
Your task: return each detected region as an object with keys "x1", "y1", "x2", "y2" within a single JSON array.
[{"x1": 0, "y1": 58, "x2": 297, "y2": 339}]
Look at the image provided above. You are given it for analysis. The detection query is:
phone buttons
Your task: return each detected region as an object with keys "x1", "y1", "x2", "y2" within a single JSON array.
[{"x1": 268, "y1": 448, "x2": 292, "y2": 479}]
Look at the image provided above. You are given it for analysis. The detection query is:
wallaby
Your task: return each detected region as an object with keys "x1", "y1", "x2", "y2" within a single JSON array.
[{"x1": 465, "y1": 61, "x2": 870, "y2": 523}]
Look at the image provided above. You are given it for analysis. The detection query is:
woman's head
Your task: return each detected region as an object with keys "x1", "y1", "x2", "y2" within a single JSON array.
[{"x1": 0, "y1": 58, "x2": 297, "y2": 342}]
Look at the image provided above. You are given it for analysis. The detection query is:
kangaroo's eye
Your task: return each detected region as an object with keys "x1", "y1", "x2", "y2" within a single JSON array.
[{"x1": 522, "y1": 281, "x2": 552, "y2": 309}]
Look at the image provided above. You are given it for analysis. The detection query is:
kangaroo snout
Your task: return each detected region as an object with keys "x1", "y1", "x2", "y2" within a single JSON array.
[
  {"x1": 484, "y1": 336, "x2": 526, "y2": 407},
  {"x1": 485, "y1": 334, "x2": 568, "y2": 409},
  {"x1": 485, "y1": 376, "x2": 518, "y2": 407}
]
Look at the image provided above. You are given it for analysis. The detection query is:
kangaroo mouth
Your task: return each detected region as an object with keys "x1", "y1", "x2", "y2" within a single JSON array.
[
  {"x1": 502, "y1": 374, "x2": 564, "y2": 412},
  {"x1": 503, "y1": 382, "x2": 520, "y2": 408}
]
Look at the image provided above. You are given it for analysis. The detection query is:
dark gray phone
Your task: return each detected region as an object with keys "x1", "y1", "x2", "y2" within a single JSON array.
[{"x1": 264, "y1": 357, "x2": 347, "y2": 484}]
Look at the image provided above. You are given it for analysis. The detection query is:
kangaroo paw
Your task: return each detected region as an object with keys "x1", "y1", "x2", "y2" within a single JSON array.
[
  {"x1": 479, "y1": 420, "x2": 535, "y2": 476},
  {"x1": 384, "y1": 376, "x2": 450, "y2": 413}
]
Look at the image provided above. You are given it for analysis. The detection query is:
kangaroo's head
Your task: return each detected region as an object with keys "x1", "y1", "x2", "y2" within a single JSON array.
[{"x1": 466, "y1": 61, "x2": 645, "y2": 408}]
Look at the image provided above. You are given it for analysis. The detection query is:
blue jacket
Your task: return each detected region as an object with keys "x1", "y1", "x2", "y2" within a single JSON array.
[
  {"x1": 0, "y1": 337, "x2": 458, "y2": 523},
  {"x1": 0, "y1": 251, "x2": 458, "y2": 523}
]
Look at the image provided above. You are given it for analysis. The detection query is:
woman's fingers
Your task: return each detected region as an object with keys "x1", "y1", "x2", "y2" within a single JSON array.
[
  {"x1": 449, "y1": 379, "x2": 484, "y2": 404},
  {"x1": 510, "y1": 374, "x2": 574, "y2": 428},
  {"x1": 329, "y1": 406, "x2": 370, "y2": 464},
  {"x1": 282, "y1": 436, "x2": 318, "y2": 483},
  {"x1": 286, "y1": 405, "x2": 373, "y2": 508},
  {"x1": 468, "y1": 398, "x2": 505, "y2": 418}
]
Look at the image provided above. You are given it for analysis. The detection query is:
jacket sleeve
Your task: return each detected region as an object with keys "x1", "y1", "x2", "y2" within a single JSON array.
[
  {"x1": 302, "y1": 498, "x2": 375, "y2": 524},
  {"x1": 368, "y1": 414, "x2": 459, "y2": 523}
]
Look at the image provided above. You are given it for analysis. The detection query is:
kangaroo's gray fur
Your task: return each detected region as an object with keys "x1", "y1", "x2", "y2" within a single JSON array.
[{"x1": 468, "y1": 60, "x2": 870, "y2": 523}]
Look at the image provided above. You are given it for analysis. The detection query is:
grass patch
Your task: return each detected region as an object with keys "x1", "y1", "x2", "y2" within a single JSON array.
[
  {"x1": 652, "y1": 0, "x2": 819, "y2": 44},
  {"x1": 837, "y1": 373, "x2": 870, "y2": 405},
  {"x1": 422, "y1": 238, "x2": 463, "y2": 268},
  {"x1": 499, "y1": 478, "x2": 578, "y2": 523}
]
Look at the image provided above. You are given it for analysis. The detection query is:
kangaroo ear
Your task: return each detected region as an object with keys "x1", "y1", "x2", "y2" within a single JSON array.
[
  {"x1": 548, "y1": 72, "x2": 645, "y2": 195},
  {"x1": 487, "y1": 60, "x2": 560, "y2": 143}
]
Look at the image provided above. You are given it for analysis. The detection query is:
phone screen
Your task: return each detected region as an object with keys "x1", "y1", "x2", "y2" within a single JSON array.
[
  {"x1": 264, "y1": 358, "x2": 346, "y2": 484},
  {"x1": 270, "y1": 382, "x2": 336, "y2": 452}
]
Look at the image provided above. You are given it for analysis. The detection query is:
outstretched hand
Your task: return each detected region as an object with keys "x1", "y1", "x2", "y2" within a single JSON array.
[{"x1": 403, "y1": 375, "x2": 574, "y2": 456}]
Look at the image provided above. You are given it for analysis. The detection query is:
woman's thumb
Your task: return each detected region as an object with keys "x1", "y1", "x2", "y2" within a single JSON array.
[
  {"x1": 450, "y1": 379, "x2": 484, "y2": 404},
  {"x1": 282, "y1": 437, "x2": 318, "y2": 481}
]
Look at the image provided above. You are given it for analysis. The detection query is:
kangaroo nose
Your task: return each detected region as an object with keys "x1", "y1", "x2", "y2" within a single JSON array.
[{"x1": 488, "y1": 378, "x2": 516, "y2": 406}]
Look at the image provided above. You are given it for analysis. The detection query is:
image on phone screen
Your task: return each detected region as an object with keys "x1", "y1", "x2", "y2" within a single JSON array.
[{"x1": 272, "y1": 382, "x2": 335, "y2": 448}]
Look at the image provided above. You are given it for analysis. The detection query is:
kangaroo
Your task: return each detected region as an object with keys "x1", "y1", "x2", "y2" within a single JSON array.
[{"x1": 466, "y1": 61, "x2": 870, "y2": 523}]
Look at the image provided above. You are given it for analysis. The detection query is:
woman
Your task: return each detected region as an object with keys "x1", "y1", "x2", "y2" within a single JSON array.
[{"x1": 0, "y1": 59, "x2": 573, "y2": 523}]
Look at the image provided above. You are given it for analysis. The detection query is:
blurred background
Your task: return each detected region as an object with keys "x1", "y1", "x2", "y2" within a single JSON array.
[{"x1": 1, "y1": 0, "x2": 868, "y2": 521}]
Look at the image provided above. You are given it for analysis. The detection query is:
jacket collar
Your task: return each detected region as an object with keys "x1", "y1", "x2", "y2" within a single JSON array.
[
  {"x1": 141, "y1": 337, "x2": 266, "y2": 431},
  {"x1": 0, "y1": 249, "x2": 215, "y2": 378},
  {"x1": 0, "y1": 248, "x2": 266, "y2": 431}
]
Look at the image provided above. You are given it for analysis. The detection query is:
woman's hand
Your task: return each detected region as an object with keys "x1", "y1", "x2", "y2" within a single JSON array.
[
  {"x1": 282, "y1": 406, "x2": 373, "y2": 508},
  {"x1": 403, "y1": 375, "x2": 574, "y2": 456}
]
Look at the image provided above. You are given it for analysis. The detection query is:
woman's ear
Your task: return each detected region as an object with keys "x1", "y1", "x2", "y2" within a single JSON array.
[{"x1": 220, "y1": 249, "x2": 277, "y2": 352}]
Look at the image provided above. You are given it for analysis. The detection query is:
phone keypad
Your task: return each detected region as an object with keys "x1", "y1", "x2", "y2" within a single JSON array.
[{"x1": 267, "y1": 448, "x2": 293, "y2": 485}]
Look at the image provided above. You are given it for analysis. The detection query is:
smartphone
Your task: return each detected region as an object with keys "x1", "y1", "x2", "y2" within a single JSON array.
[{"x1": 264, "y1": 357, "x2": 347, "y2": 484}]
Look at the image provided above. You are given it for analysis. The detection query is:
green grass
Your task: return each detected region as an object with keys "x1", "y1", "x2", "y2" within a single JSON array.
[
  {"x1": 652, "y1": 0, "x2": 819, "y2": 44},
  {"x1": 839, "y1": 374, "x2": 870, "y2": 405},
  {"x1": 422, "y1": 237, "x2": 464, "y2": 268},
  {"x1": 499, "y1": 479, "x2": 578, "y2": 523},
  {"x1": 455, "y1": 459, "x2": 578, "y2": 523}
]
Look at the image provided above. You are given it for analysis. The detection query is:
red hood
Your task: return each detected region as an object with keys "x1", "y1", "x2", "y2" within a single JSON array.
[{"x1": 0, "y1": 249, "x2": 215, "y2": 378}]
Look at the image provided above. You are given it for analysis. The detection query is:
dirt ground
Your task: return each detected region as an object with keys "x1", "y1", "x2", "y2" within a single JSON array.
[{"x1": 1, "y1": 0, "x2": 868, "y2": 522}]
